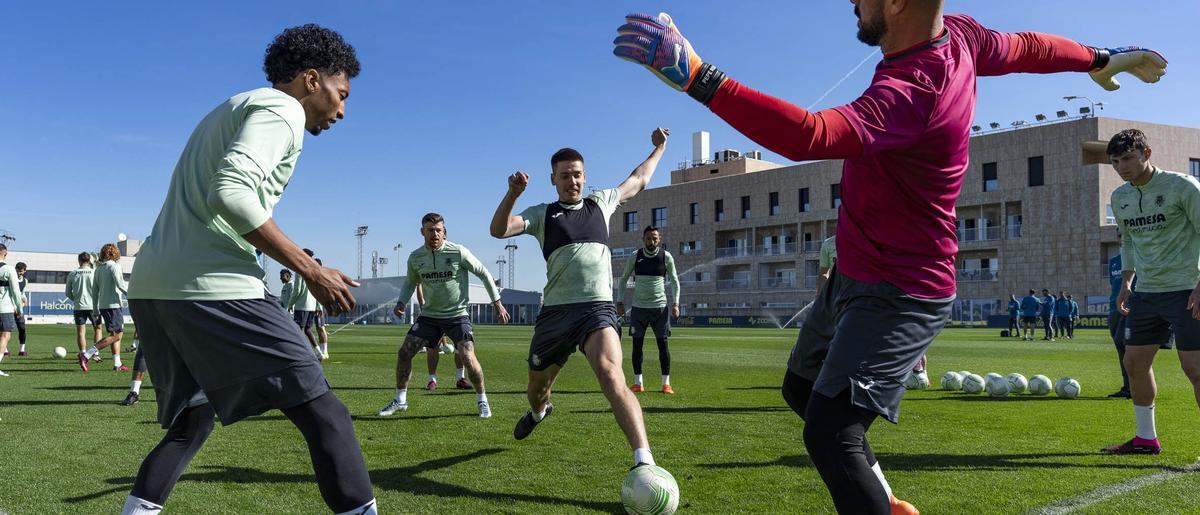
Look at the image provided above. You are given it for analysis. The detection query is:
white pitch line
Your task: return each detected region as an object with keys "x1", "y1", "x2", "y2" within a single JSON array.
[{"x1": 1028, "y1": 459, "x2": 1200, "y2": 514}]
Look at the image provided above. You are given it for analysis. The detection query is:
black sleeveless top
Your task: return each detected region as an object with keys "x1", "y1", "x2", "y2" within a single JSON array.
[
  {"x1": 634, "y1": 248, "x2": 667, "y2": 277},
  {"x1": 542, "y1": 199, "x2": 610, "y2": 261}
]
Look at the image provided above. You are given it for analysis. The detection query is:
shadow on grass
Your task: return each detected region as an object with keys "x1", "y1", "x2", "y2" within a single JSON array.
[
  {"x1": 905, "y1": 395, "x2": 1111, "y2": 402},
  {"x1": 0, "y1": 399, "x2": 134, "y2": 406},
  {"x1": 66, "y1": 448, "x2": 624, "y2": 512},
  {"x1": 701, "y1": 452, "x2": 1174, "y2": 473},
  {"x1": 575, "y1": 406, "x2": 790, "y2": 415},
  {"x1": 40, "y1": 385, "x2": 132, "y2": 391},
  {"x1": 724, "y1": 386, "x2": 781, "y2": 391},
  {"x1": 3, "y1": 368, "x2": 84, "y2": 373}
]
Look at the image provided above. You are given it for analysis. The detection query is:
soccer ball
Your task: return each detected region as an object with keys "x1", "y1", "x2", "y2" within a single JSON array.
[
  {"x1": 957, "y1": 370, "x2": 972, "y2": 379},
  {"x1": 622, "y1": 464, "x2": 679, "y2": 515},
  {"x1": 940, "y1": 371, "x2": 963, "y2": 390},
  {"x1": 961, "y1": 374, "x2": 986, "y2": 394},
  {"x1": 1006, "y1": 373, "x2": 1028, "y2": 394},
  {"x1": 984, "y1": 372, "x2": 1003, "y2": 383},
  {"x1": 1028, "y1": 375, "x2": 1053, "y2": 396},
  {"x1": 1055, "y1": 377, "x2": 1081, "y2": 399},
  {"x1": 985, "y1": 375, "x2": 1010, "y2": 397},
  {"x1": 903, "y1": 371, "x2": 930, "y2": 390},
  {"x1": 52, "y1": 346, "x2": 68, "y2": 359}
]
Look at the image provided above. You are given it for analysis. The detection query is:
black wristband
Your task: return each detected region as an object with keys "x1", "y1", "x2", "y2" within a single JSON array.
[
  {"x1": 1089, "y1": 47, "x2": 1110, "y2": 71},
  {"x1": 687, "y1": 63, "x2": 726, "y2": 106}
]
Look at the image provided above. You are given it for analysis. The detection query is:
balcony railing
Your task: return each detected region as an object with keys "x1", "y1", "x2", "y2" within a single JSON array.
[
  {"x1": 956, "y1": 268, "x2": 998, "y2": 282},
  {"x1": 759, "y1": 277, "x2": 797, "y2": 289},
  {"x1": 716, "y1": 279, "x2": 751, "y2": 290},
  {"x1": 758, "y1": 242, "x2": 798, "y2": 257},
  {"x1": 716, "y1": 246, "x2": 753, "y2": 258},
  {"x1": 680, "y1": 246, "x2": 704, "y2": 256},
  {"x1": 802, "y1": 241, "x2": 823, "y2": 253},
  {"x1": 1007, "y1": 224, "x2": 1022, "y2": 239},
  {"x1": 957, "y1": 226, "x2": 1001, "y2": 242}
]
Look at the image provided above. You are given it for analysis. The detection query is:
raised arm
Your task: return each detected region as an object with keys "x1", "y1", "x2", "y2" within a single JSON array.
[
  {"x1": 491, "y1": 172, "x2": 529, "y2": 239},
  {"x1": 617, "y1": 128, "x2": 669, "y2": 202}
]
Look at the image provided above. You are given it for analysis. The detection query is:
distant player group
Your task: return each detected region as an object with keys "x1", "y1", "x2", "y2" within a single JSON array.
[
  {"x1": 5, "y1": 2, "x2": 1189, "y2": 513},
  {"x1": 1009, "y1": 289, "x2": 1082, "y2": 341}
]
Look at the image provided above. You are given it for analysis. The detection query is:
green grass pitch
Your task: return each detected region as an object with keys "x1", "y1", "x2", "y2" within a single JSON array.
[{"x1": 1, "y1": 325, "x2": 1198, "y2": 513}]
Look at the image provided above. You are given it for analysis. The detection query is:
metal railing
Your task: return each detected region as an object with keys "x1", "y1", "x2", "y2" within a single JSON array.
[
  {"x1": 802, "y1": 241, "x2": 823, "y2": 253},
  {"x1": 716, "y1": 279, "x2": 752, "y2": 290},
  {"x1": 757, "y1": 242, "x2": 798, "y2": 257},
  {"x1": 957, "y1": 226, "x2": 1001, "y2": 242},
  {"x1": 956, "y1": 269, "x2": 998, "y2": 282},
  {"x1": 716, "y1": 246, "x2": 753, "y2": 258},
  {"x1": 680, "y1": 246, "x2": 704, "y2": 256},
  {"x1": 1007, "y1": 224, "x2": 1022, "y2": 239},
  {"x1": 759, "y1": 277, "x2": 797, "y2": 289}
]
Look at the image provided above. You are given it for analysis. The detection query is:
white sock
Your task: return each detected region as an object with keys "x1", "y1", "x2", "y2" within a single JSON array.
[
  {"x1": 634, "y1": 374, "x2": 644, "y2": 385},
  {"x1": 0, "y1": 353, "x2": 4, "y2": 364},
  {"x1": 84, "y1": 346, "x2": 98, "y2": 359},
  {"x1": 122, "y1": 495, "x2": 163, "y2": 515},
  {"x1": 633, "y1": 448, "x2": 655, "y2": 466},
  {"x1": 662, "y1": 375, "x2": 670, "y2": 386},
  {"x1": 19, "y1": 344, "x2": 25, "y2": 352},
  {"x1": 131, "y1": 380, "x2": 142, "y2": 394},
  {"x1": 428, "y1": 374, "x2": 437, "y2": 383},
  {"x1": 113, "y1": 354, "x2": 123, "y2": 368},
  {"x1": 871, "y1": 462, "x2": 894, "y2": 499},
  {"x1": 334, "y1": 498, "x2": 377, "y2": 515},
  {"x1": 532, "y1": 404, "x2": 548, "y2": 421},
  {"x1": 320, "y1": 343, "x2": 329, "y2": 354},
  {"x1": 1134, "y1": 404, "x2": 1157, "y2": 440},
  {"x1": 396, "y1": 389, "x2": 407, "y2": 404},
  {"x1": 456, "y1": 367, "x2": 466, "y2": 381},
  {"x1": 478, "y1": 392, "x2": 488, "y2": 403}
]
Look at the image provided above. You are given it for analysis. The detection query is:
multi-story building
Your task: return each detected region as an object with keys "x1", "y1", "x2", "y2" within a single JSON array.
[{"x1": 609, "y1": 117, "x2": 1200, "y2": 323}]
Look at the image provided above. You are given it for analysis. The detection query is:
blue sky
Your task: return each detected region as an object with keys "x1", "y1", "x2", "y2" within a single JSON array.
[{"x1": 3, "y1": 1, "x2": 1197, "y2": 291}]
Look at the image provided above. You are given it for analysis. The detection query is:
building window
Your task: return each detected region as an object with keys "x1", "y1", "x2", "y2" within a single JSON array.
[
  {"x1": 799, "y1": 188, "x2": 810, "y2": 213},
  {"x1": 652, "y1": 207, "x2": 667, "y2": 228},
  {"x1": 769, "y1": 192, "x2": 780, "y2": 216},
  {"x1": 1106, "y1": 204, "x2": 1116, "y2": 225},
  {"x1": 689, "y1": 202, "x2": 699, "y2": 225},
  {"x1": 714, "y1": 199, "x2": 725, "y2": 222},
  {"x1": 741, "y1": 196, "x2": 751, "y2": 219},
  {"x1": 1190, "y1": 158, "x2": 1200, "y2": 180},
  {"x1": 1028, "y1": 156, "x2": 1044, "y2": 187},
  {"x1": 623, "y1": 211, "x2": 638, "y2": 232},
  {"x1": 983, "y1": 162, "x2": 998, "y2": 192},
  {"x1": 831, "y1": 183, "x2": 842, "y2": 209}
]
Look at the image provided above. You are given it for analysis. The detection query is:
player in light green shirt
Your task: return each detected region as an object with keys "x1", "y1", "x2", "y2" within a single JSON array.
[
  {"x1": 490, "y1": 127, "x2": 669, "y2": 469},
  {"x1": 0, "y1": 244, "x2": 24, "y2": 376},
  {"x1": 65, "y1": 251, "x2": 102, "y2": 360},
  {"x1": 82, "y1": 243, "x2": 130, "y2": 370},
  {"x1": 379, "y1": 213, "x2": 508, "y2": 418},
  {"x1": 1103, "y1": 129, "x2": 1200, "y2": 456},
  {"x1": 285, "y1": 249, "x2": 323, "y2": 357},
  {"x1": 118, "y1": 25, "x2": 376, "y2": 514},
  {"x1": 277, "y1": 269, "x2": 294, "y2": 310},
  {"x1": 817, "y1": 235, "x2": 837, "y2": 292},
  {"x1": 616, "y1": 226, "x2": 680, "y2": 393}
]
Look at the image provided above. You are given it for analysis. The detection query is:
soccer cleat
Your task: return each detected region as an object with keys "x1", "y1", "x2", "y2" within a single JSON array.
[
  {"x1": 426, "y1": 379, "x2": 438, "y2": 391},
  {"x1": 478, "y1": 400, "x2": 492, "y2": 418},
  {"x1": 320, "y1": 352, "x2": 330, "y2": 361},
  {"x1": 17, "y1": 351, "x2": 27, "y2": 357},
  {"x1": 90, "y1": 353, "x2": 103, "y2": 363},
  {"x1": 1101, "y1": 437, "x2": 1162, "y2": 455},
  {"x1": 514, "y1": 403, "x2": 553, "y2": 440},
  {"x1": 1108, "y1": 389, "x2": 1132, "y2": 399},
  {"x1": 114, "y1": 365, "x2": 131, "y2": 372},
  {"x1": 0, "y1": 370, "x2": 8, "y2": 377},
  {"x1": 456, "y1": 378, "x2": 472, "y2": 390},
  {"x1": 630, "y1": 383, "x2": 645, "y2": 393},
  {"x1": 378, "y1": 399, "x2": 408, "y2": 416},
  {"x1": 77, "y1": 353, "x2": 89, "y2": 372},
  {"x1": 891, "y1": 496, "x2": 919, "y2": 515},
  {"x1": 662, "y1": 384, "x2": 675, "y2": 394},
  {"x1": 120, "y1": 391, "x2": 140, "y2": 406},
  {"x1": 2, "y1": 351, "x2": 8, "y2": 356}
]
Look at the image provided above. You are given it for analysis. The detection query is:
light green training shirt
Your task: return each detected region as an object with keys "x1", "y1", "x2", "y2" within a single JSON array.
[
  {"x1": 91, "y1": 260, "x2": 127, "y2": 309},
  {"x1": 1112, "y1": 168, "x2": 1200, "y2": 293},
  {"x1": 278, "y1": 281, "x2": 294, "y2": 309},
  {"x1": 398, "y1": 241, "x2": 501, "y2": 319},
  {"x1": 286, "y1": 275, "x2": 319, "y2": 312},
  {"x1": 0, "y1": 263, "x2": 21, "y2": 314},
  {"x1": 819, "y1": 235, "x2": 837, "y2": 269},
  {"x1": 617, "y1": 247, "x2": 679, "y2": 309},
  {"x1": 129, "y1": 88, "x2": 306, "y2": 301},
  {"x1": 518, "y1": 188, "x2": 621, "y2": 306},
  {"x1": 65, "y1": 266, "x2": 97, "y2": 311}
]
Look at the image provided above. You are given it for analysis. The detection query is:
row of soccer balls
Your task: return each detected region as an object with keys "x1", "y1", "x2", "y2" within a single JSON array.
[{"x1": 904, "y1": 370, "x2": 1082, "y2": 398}]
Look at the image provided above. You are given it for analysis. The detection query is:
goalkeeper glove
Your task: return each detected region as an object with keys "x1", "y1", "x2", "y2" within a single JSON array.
[
  {"x1": 1089, "y1": 46, "x2": 1167, "y2": 91},
  {"x1": 613, "y1": 12, "x2": 726, "y2": 104}
]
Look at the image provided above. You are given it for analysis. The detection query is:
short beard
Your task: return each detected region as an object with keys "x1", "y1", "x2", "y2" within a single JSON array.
[{"x1": 856, "y1": 9, "x2": 887, "y2": 47}]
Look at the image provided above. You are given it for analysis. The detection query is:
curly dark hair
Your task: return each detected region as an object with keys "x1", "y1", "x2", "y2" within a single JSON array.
[
  {"x1": 263, "y1": 24, "x2": 361, "y2": 84},
  {"x1": 1107, "y1": 128, "x2": 1149, "y2": 157}
]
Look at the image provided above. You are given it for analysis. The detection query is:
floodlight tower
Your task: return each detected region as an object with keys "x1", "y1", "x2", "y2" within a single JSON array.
[
  {"x1": 496, "y1": 255, "x2": 507, "y2": 288},
  {"x1": 370, "y1": 250, "x2": 379, "y2": 278},
  {"x1": 355, "y1": 226, "x2": 369, "y2": 279},
  {"x1": 505, "y1": 240, "x2": 518, "y2": 289},
  {"x1": 0, "y1": 229, "x2": 14, "y2": 244},
  {"x1": 393, "y1": 243, "x2": 403, "y2": 277}
]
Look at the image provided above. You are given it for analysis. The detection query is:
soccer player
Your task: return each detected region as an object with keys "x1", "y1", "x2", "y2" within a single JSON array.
[
  {"x1": 1055, "y1": 290, "x2": 1072, "y2": 339},
  {"x1": 286, "y1": 248, "x2": 323, "y2": 358},
  {"x1": 616, "y1": 225, "x2": 680, "y2": 394},
  {"x1": 278, "y1": 269, "x2": 294, "y2": 309},
  {"x1": 379, "y1": 213, "x2": 507, "y2": 418},
  {"x1": 0, "y1": 244, "x2": 23, "y2": 377},
  {"x1": 1020, "y1": 290, "x2": 1041, "y2": 341},
  {"x1": 1040, "y1": 289, "x2": 1057, "y2": 341},
  {"x1": 1007, "y1": 294, "x2": 1020, "y2": 337},
  {"x1": 613, "y1": 4, "x2": 1166, "y2": 511},
  {"x1": 1103, "y1": 129, "x2": 1200, "y2": 456},
  {"x1": 1107, "y1": 253, "x2": 1132, "y2": 398},
  {"x1": 1067, "y1": 294, "x2": 1080, "y2": 339},
  {"x1": 120, "y1": 24, "x2": 375, "y2": 514},
  {"x1": 122, "y1": 333, "x2": 148, "y2": 406},
  {"x1": 314, "y1": 257, "x2": 332, "y2": 359},
  {"x1": 81, "y1": 243, "x2": 130, "y2": 371},
  {"x1": 816, "y1": 235, "x2": 837, "y2": 292},
  {"x1": 66, "y1": 252, "x2": 103, "y2": 371},
  {"x1": 489, "y1": 127, "x2": 668, "y2": 470},
  {"x1": 12, "y1": 262, "x2": 28, "y2": 356}
]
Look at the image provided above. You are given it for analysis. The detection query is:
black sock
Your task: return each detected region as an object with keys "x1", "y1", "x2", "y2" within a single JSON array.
[
  {"x1": 281, "y1": 392, "x2": 374, "y2": 512},
  {"x1": 131, "y1": 403, "x2": 216, "y2": 504}
]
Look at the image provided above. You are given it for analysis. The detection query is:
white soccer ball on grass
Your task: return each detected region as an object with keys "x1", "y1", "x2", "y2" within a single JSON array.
[
  {"x1": 940, "y1": 371, "x2": 963, "y2": 390},
  {"x1": 1055, "y1": 377, "x2": 1081, "y2": 399},
  {"x1": 52, "y1": 346, "x2": 68, "y2": 359},
  {"x1": 622, "y1": 464, "x2": 679, "y2": 515},
  {"x1": 961, "y1": 374, "x2": 986, "y2": 394},
  {"x1": 1027, "y1": 375, "x2": 1053, "y2": 396},
  {"x1": 985, "y1": 374, "x2": 1011, "y2": 397},
  {"x1": 1006, "y1": 373, "x2": 1028, "y2": 394}
]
